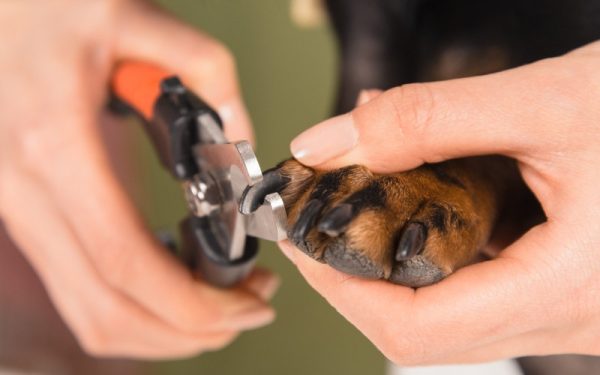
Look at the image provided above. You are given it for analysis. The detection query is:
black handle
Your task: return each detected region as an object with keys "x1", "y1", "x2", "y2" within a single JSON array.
[
  {"x1": 180, "y1": 216, "x2": 258, "y2": 288},
  {"x1": 111, "y1": 63, "x2": 256, "y2": 288}
]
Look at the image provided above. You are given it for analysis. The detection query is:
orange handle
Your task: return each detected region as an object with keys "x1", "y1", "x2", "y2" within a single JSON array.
[{"x1": 112, "y1": 61, "x2": 172, "y2": 120}]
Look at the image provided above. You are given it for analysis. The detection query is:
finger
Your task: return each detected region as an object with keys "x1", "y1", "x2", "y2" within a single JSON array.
[
  {"x1": 278, "y1": 226, "x2": 573, "y2": 365},
  {"x1": 1, "y1": 173, "x2": 239, "y2": 358},
  {"x1": 240, "y1": 267, "x2": 281, "y2": 301},
  {"x1": 291, "y1": 57, "x2": 578, "y2": 172},
  {"x1": 278, "y1": 241, "x2": 418, "y2": 361},
  {"x1": 114, "y1": 0, "x2": 253, "y2": 143}
]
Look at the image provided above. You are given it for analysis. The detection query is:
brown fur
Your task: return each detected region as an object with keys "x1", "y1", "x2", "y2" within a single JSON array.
[{"x1": 278, "y1": 156, "x2": 518, "y2": 287}]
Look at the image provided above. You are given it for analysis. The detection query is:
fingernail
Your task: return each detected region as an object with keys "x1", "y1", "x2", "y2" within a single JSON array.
[
  {"x1": 260, "y1": 276, "x2": 280, "y2": 300},
  {"x1": 246, "y1": 271, "x2": 281, "y2": 301},
  {"x1": 232, "y1": 308, "x2": 275, "y2": 330},
  {"x1": 290, "y1": 113, "x2": 358, "y2": 165}
]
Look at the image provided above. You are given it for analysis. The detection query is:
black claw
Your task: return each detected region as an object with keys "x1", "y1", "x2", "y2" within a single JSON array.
[
  {"x1": 317, "y1": 203, "x2": 354, "y2": 237},
  {"x1": 291, "y1": 199, "x2": 324, "y2": 244},
  {"x1": 240, "y1": 167, "x2": 290, "y2": 214},
  {"x1": 395, "y1": 222, "x2": 427, "y2": 261}
]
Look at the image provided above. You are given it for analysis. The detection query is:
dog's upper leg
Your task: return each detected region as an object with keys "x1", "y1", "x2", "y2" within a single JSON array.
[{"x1": 325, "y1": 0, "x2": 420, "y2": 113}]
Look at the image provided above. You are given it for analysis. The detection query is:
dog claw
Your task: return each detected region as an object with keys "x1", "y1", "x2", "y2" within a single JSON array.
[
  {"x1": 291, "y1": 199, "x2": 324, "y2": 244},
  {"x1": 240, "y1": 167, "x2": 290, "y2": 214},
  {"x1": 395, "y1": 222, "x2": 427, "y2": 261},
  {"x1": 317, "y1": 203, "x2": 354, "y2": 237}
]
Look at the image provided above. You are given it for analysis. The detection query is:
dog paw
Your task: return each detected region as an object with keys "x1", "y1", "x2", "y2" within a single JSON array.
[{"x1": 248, "y1": 159, "x2": 498, "y2": 287}]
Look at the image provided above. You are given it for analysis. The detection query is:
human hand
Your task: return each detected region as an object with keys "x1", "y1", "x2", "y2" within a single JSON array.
[
  {"x1": 282, "y1": 41, "x2": 600, "y2": 364},
  {"x1": 0, "y1": 0, "x2": 275, "y2": 358}
]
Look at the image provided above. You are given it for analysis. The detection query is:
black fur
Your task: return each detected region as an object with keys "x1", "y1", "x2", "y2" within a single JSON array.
[
  {"x1": 325, "y1": 0, "x2": 600, "y2": 113},
  {"x1": 423, "y1": 164, "x2": 466, "y2": 189}
]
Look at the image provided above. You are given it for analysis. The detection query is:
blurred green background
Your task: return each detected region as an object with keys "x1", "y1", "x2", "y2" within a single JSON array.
[{"x1": 133, "y1": 1, "x2": 385, "y2": 374}]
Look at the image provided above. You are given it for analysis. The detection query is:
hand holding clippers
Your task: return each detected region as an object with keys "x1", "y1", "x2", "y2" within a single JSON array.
[{"x1": 112, "y1": 62, "x2": 287, "y2": 288}]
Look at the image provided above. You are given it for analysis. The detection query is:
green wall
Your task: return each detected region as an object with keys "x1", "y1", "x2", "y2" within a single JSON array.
[{"x1": 136, "y1": 1, "x2": 385, "y2": 374}]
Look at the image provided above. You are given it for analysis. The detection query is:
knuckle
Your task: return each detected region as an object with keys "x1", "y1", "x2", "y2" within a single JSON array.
[
  {"x1": 97, "y1": 244, "x2": 135, "y2": 287},
  {"x1": 388, "y1": 83, "x2": 437, "y2": 139},
  {"x1": 11, "y1": 121, "x2": 77, "y2": 175},
  {"x1": 76, "y1": 299, "x2": 126, "y2": 357}
]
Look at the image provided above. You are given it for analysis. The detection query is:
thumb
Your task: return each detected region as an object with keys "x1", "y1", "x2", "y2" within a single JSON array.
[
  {"x1": 113, "y1": 0, "x2": 253, "y2": 143},
  {"x1": 291, "y1": 58, "x2": 571, "y2": 173}
]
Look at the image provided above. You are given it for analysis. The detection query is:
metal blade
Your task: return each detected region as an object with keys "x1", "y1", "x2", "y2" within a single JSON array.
[{"x1": 193, "y1": 139, "x2": 288, "y2": 260}]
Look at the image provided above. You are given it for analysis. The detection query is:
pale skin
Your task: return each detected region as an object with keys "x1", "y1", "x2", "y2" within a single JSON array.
[
  {"x1": 4, "y1": 0, "x2": 600, "y2": 365},
  {"x1": 0, "y1": 0, "x2": 279, "y2": 358},
  {"x1": 285, "y1": 41, "x2": 600, "y2": 365}
]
